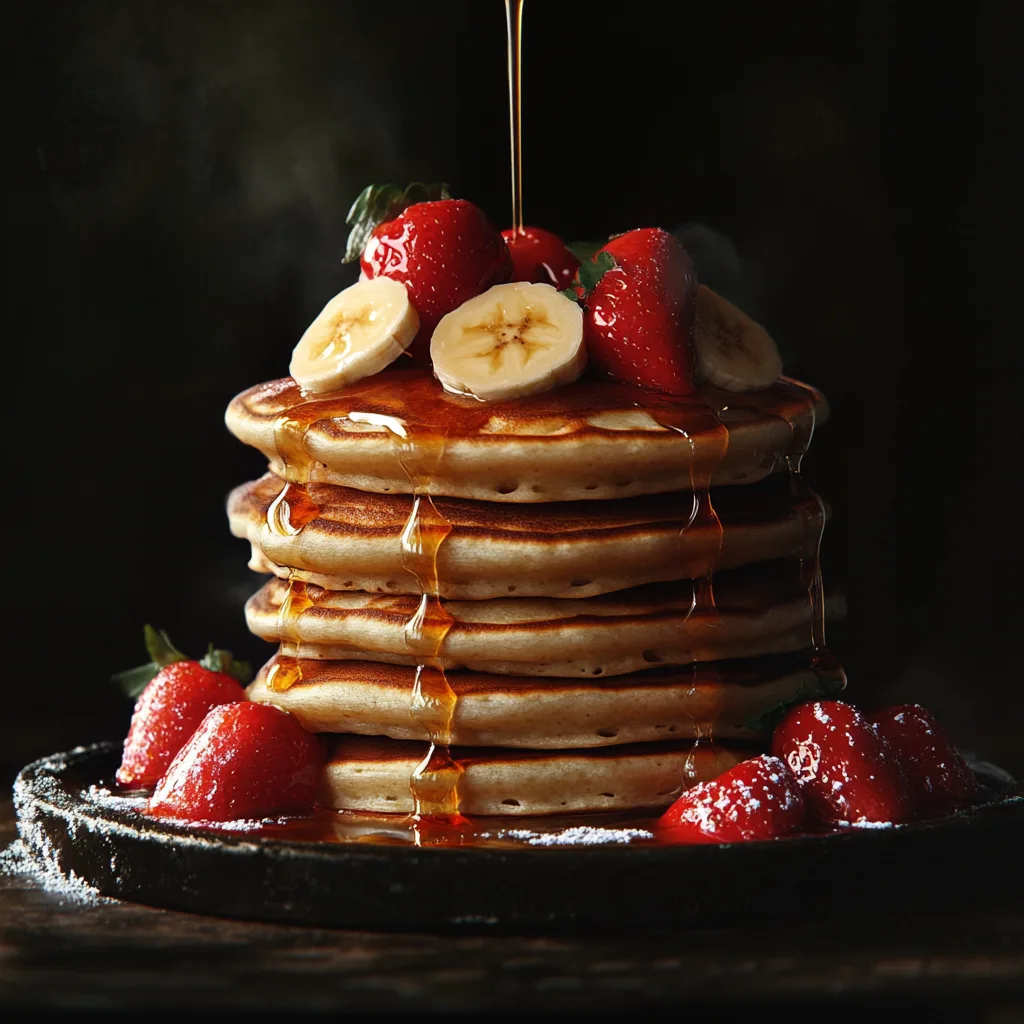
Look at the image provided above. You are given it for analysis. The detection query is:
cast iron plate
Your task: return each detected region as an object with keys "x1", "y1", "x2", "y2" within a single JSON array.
[{"x1": 13, "y1": 743, "x2": 1024, "y2": 932}]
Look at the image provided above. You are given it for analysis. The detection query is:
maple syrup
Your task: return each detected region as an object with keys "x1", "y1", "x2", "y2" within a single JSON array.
[
  {"x1": 769, "y1": 378, "x2": 830, "y2": 660},
  {"x1": 384, "y1": 418, "x2": 465, "y2": 829},
  {"x1": 646, "y1": 393, "x2": 730, "y2": 788},
  {"x1": 261, "y1": 383, "x2": 465, "y2": 822},
  {"x1": 505, "y1": 0, "x2": 525, "y2": 235},
  {"x1": 264, "y1": 403, "x2": 331, "y2": 691}
]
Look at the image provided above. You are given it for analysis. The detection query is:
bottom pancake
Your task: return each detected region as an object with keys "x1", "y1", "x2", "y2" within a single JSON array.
[
  {"x1": 320, "y1": 735, "x2": 754, "y2": 816},
  {"x1": 250, "y1": 652, "x2": 845, "y2": 748}
]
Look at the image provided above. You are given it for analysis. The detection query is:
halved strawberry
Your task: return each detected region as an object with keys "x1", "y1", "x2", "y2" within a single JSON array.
[
  {"x1": 566, "y1": 228, "x2": 698, "y2": 395},
  {"x1": 502, "y1": 226, "x2": 580, "y2": 288},
  {"x1": 148, "y1": 702, "x2": 324, "y2": 822},
  {"x1": 771, "y1": 700, "x2": 913, "y2": 827},
  {"x1": 345, "y1": 183, "x2": 512, "y2": 359},
  {"x1": 115, "y1": 627, "x2": 250, "y2": 788},
  {"x1": 871, "y1": 704, "x2": 979, "y2": 818},
  {"x1": 659, "y1": 754, "x2": 806, "y2": 843}
]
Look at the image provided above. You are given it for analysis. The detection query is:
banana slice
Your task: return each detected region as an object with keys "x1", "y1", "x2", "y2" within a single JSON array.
[
  {"x1": 430, "y1": 282, "x2": 586, "y2": 402},
  {"x1": 290, "y1": 278, "x2": 419, "y2": 393},
  {"x1": 694, "y1": 284, "x2": 783, "y2": 392}
]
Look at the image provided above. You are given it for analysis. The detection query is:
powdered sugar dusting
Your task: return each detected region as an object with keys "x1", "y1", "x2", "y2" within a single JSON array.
[
  {"x1": 10, "y1": 749, "x2": 115, "y2": 904},
  {"x1": 495, "y1": 826, "x2": 653, "y2": 847},
  {"x1": 0, "y1": 838, "x2": 108, "y2": 905}
]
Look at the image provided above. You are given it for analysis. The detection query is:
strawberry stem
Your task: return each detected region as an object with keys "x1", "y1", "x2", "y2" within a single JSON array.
[
  {"x1": 559, "y1": 251, "x2": 616, "y2": 306},
  {"x1": 567, "y1": 239, "x2": 607, "y2": 262},
  {"x1": 343, "y1": 181, "x2": 451, "y2": 264},
  {"x1": 112, "y1": 626, "x2": 252, "y2": 698}
]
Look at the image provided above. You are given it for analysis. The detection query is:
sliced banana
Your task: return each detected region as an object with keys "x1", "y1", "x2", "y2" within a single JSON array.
[
  {"x1": 290, "y1": 278, "x2": 419, "y2": 393},
  {"x1": 430, "y1": 282, "x2": 586, "y2": 402},
  {"x1": 694, "y1": 284, "x2": 783, "y2": 392}
]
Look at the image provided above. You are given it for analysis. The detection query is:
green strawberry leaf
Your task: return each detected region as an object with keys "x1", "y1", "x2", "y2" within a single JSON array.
[
  {"x1": 343, "y1": 181, "x2": 451, "y2": 264},
  {"x1": 200, "y1": 644, "x2": 253, "y2": 685},
  {"x1": 143, "y1": 624, "x2": 189, "y2": 668},
  {"x1": 577, "y1": 251, "x2": 616, "y2": 296},
  {"x1": 558, "y1": 252, "x2": 616, "y2": 307},
  {"x1": 568, "y1": 239, "x2": 607, "y2": 262},
  {"x1": 743, "y1": 701, "x2": 793, "y2": 737},
  {"x1": 742, "y1": 671, "x2": 845, "y2": 734},
  {"x1": 113, "y1": 626, "x2": 251, "y2": 698},
  {"x1": 112, "y1": 663, "x2": 160, "y2": 699}
]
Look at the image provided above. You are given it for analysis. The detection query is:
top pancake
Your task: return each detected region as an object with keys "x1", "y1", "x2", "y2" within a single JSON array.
[{"x1": 225, "y1": 369, "x2": 827, "y2": 502}]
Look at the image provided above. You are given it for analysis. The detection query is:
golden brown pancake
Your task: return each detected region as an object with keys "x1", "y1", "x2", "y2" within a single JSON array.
[
  {"x1": 244, "y1": 560, "x2": 844, "y2": 676},
  {"x1": 248, "y1": 652, "x2": 844, "y2": 747},
  {"x1": 320, "y1": 735, "x2": 754, "y2": 815},
  {"x1": 228, "y1": 472, "x2": 826, "y2": 599},
  {"x1": 224, "y1": 369, "x2": 826, "y2": 502}
]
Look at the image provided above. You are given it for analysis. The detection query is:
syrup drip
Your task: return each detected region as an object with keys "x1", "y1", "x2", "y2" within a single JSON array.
[
  {"x1": 647, "y1": 394, "x2": 730, "y2": 789},
  {"x1": 505, "y1": 0, "x2": 525, "y2": 235},
  {"x1": 768, "y1": 379, "x2": 831, "y2": 666},
  {"x1": 265, "y1": 580, "x2": 316, "y2": 692},
  {"x1": 349, "y1": 412, "x2": 464, "y2": 829},
  {"x1": 265, "y1": 404, "x2": 328, "y2": 691}
]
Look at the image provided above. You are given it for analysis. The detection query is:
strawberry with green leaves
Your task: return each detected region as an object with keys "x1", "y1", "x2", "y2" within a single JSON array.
[
  {"x1": 563, "y1": 228, "x2": 698, "y2": 395},
  {"x1": 114, "y1": 626, "x2": 251, "y2": 788},
  {"x1": 345, "y1": 183, "x2": 512, "y2": 359}
]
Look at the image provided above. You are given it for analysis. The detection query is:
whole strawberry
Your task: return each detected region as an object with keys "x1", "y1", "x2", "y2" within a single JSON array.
[
  {"x1": 148, "y1": 702, "x2": 324, "y2": 822},
  {"x1": 114, "y1": 627, "x2": 250, "y2": 788},
  {"x1": 345, "y1": 183, "x2": 512, "y2": 359},
  {"x1": 871, "y1": 704, "x2": 979, "y2": 818},
  {"x1": 571, "y1": 228, "x2": 698, "y2": 395},
  {"x1": 502, "y1": 226, "x2": 580, "y2": 288},
  {"x1": 659, "y1": 755, "x2": 806, "y2": 843},
  {"x1": 772, "y1": 700, "x2": 913, "y2": 827}
]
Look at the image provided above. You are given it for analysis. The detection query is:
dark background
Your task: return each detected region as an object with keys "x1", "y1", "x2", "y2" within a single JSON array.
[{"x1": 4, "y1": 0, "x2": 1022, "y2": 781}]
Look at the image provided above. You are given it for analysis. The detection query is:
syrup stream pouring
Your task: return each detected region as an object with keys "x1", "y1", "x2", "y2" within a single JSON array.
[{"x1": 506, "y1": 0, "x2": 525, "y2": 236}]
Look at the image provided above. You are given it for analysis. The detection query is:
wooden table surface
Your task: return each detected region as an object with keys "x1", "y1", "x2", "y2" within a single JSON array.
[{"x1": 2, "y1": 803, "x2": 1023, "y2": 1017}]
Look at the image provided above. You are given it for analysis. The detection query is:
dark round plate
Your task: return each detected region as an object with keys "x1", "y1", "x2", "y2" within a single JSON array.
[{"x1": 14, "y1": 743, "x2": 1024, "y2": 932}]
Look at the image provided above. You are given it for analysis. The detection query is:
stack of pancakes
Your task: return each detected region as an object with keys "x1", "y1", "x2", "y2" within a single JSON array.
[{"x1": 226, "y1": 368, "x2": 844, "y2": 817}]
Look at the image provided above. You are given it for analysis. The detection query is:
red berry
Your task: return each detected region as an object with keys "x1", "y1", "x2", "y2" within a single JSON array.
[
  {"x1": 871, "y1": 704, "x2": 979, "y2": 818},
  {"x1": 148, "y1": 702, "x2": 324, "y2": 822},
  {"x1": 659, "y1": 754, "x2": 806, "y2": 843},
  {"x1": 501, "y1": 226, "x2": 580, "y2": 288},
  {"x1": 117, "y1": 662, "x2": 246, "y2": 788},
  {"x1": 582, "y1": 228, "x2": 697, "y2": 395},
  {"x1": 771, "y1": 700, "x2": 913, "y2": 827},
  {"x1": 361, "y1": 198, "x2": 512, "y2": 359}
]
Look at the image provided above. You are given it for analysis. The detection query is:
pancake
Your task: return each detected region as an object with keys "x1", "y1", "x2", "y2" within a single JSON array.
[
  {"x1": 248, "y1": 652, "x2": 845, "y2": 747},
  {"x1": 320, "y1": 735, "x2": 753, "y2": 815},
  {"x1": 228, "y1": 472, "x2": 826, "y2": 599},
  {"x1": 244, "y1": 561, "x2": 845, "y2": 676},
  {"x1": 224, "y1": 369, "x2": 827, "y2": 502}
]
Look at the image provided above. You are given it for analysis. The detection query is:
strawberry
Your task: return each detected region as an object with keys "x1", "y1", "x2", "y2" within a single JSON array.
[
  {"x1": 148, "y1": 702, "x2": 324, "y2": 822},
  {"x1": 567, "y1": 228, "x2": 698, "y2": 395},
  {"x1": 659, "y1": 754, "x2": 805, "y2": 843},
  {"x1": 771, "y1": 700, "x2": 913, "y2": 827},
  {"x1": 502, "y1": 226, "x2": 580, "y2": 288},
  {"x1": 345, "y1": 183, "x2": 512, "y2": 358},
  {"x1": 114, "y1": 626, "x2": 251, "y2": 788},
  {"x1": 871, "y1": 704, "x2": 979, "y2": 818}
]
